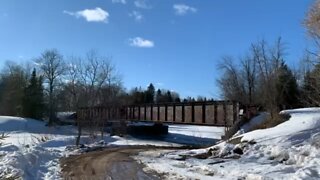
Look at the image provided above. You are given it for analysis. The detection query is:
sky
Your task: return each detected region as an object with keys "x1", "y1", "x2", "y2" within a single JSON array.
[{"x1": 0, "y1": 0, "x2": 315, "y2": 99}]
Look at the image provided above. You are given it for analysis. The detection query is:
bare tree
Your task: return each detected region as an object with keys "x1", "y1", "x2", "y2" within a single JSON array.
[
  {"x1": 252, "y1": 38, "x2": 285, "y2": 115},
  {"x1": 305, "y1": 0, "x2": 320, "y2": 53},
  {"x1": 240, "y1": 53, "x2": 257, "y2": 105},
  {"x1": 218, "y1": 38, "x2": 295, "y2": 117},
  {"x1": 0, "y1": 61, "x2": 28, "y2": 116},
  {"x1": 217, "y1": 56, "x2": 246, "y2": 103},
  {"x1": 299, "y1": 51, "x2": 320, "y2": 106},
  {"x1": 300, "y1": 0, "x2": 320, "y2": 106},
  {"x1": 218, "y1": 53, "x2": 258, "y2": 106},
  {"x1": 71, "y1": 50, "x2": 122, "y2": 145},
  {"x1": 63, "y1": 56, "x2": 82, "y2": 111},
  {"x1": 37, "y1": 49, "x2": 65, "y2": 125}
]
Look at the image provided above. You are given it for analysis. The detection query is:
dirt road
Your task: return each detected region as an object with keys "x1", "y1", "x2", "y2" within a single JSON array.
[{"x1": 61, "y1": 146, "x2": 165, "y2": 180}]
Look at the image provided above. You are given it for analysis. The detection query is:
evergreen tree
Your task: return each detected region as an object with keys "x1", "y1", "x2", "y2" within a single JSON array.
[
  {"x1": 130, "y1": 87, "x2": 145, "y2": 104},
  {"x1": 166, "y1": 91, "x2": 173, "y2": 102},
  {"x1": 301, "y1": 64, "x2": 320, "y2": 106},
  {"x1": 0, "y1": 63, "x2": 28, "y2": 116},
  {"x1": 174, "y1": 97, "x2": 181, "y2": 103},
  {"x1": 156, "y1": 89, "x2": 162, "y2": 103},
  {"x1": 276, "y1": 63, "x2": 300, "y2": 109},
  {"x1": 145, "y1": 83, "x2": 155, "y2": 103},
  {"x1": 22, "y1": 69, "x2": 44, "y2": 119}
]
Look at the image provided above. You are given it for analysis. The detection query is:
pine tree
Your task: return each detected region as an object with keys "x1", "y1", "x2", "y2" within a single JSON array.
[
  {"x1": 174, "y1": 97, "x2": 181, "y2": 103},
  {"x1": 145, "y1": 83, "x2": 155, "y2": 103},
  {"x1": 156, "y1": 89, "x2": 162, "y2": 103},
  {"x1": 276, "y1": 63, "x2": 300, "y2": 109},
  {"x1": 22, "y1": 69, "x2": 44, "y2": 119},
  {"x1": 301, "y1": 64, "x2": 320, "y2": 106},
  {"x1": 166, "y1": 91, "x2": 173, "y2": 102}
]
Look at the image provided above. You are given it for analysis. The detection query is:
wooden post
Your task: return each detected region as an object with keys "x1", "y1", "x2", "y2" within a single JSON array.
[
  {"x1": 144, "y1": 105, "x2": 147, "y2": 120},
  {"x1": 223, "y1": 103, "x2": 227, "y2": 127},
  {"x1": 125, "y1": 107, "x2": 128, "y2": 120},
  {"x1": 191, "y1": 103, "x2": 195, "y2": 123},
  {"x1": 182, "y1": 104, "x2": 185, "y2": 123},
  {"x1": 173, "y1": 104, "x2": 176, "y2": 122},
  {"x1": 202, "y1": 104, "x2": 206, "y2": 124},
  {"x1": 151, "y1": 105, "x2": 153, "y2": 120},
  {"x1": 233, "y1": 101, "x2": 238, "y2": 124},
  {"x1": 157, "y1": 105, "x2": 160, "y2": 121},
  {"x1": 214, "y1": 104, "x2": 218, "y2": 124},
  {"x1": 165, "y1": 104, "x2": 168, "y2": 122},
  {"x1": 138, "y1": 106, "x2": 141, "y2": 120}
]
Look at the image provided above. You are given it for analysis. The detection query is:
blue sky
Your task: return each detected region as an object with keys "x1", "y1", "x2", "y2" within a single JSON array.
[{"x1": 0, "y1": 0, "x2": 314, "y2": 98}]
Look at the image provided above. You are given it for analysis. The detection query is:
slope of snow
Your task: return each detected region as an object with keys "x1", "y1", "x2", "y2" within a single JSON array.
[
  {"x1": 165, "y1": 124, "x2": 224, "y2": 146},
  {"x1": 168, "y1": 124, "x2": 224, "y2": 139},
  {"x1": 241, "y1": 108, "x2": 320, "y2": 145},
  {"x1": 127, "y1": 122, "x2": 225, "y2": 146},
  {"x1": 0, "y1": 116, "x2": 225, "y2": 179},
  {"x1": 135, "y1": 108, "x2": 320, "y2": 179},
  {"x1": 240, "y1": 112, "x2": 269, "y2": 133},
  {"x1": 0, "y1": 117, "x2": 80, "y2": 179}
]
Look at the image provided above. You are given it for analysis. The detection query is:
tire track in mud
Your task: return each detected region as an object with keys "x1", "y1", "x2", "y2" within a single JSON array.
[{"x1": 61, "y1": 146, "x2": 188, "y2": 180}]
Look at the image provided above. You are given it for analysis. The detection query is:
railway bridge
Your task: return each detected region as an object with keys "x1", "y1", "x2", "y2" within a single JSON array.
[{"x1": 77, "y1": 101, "x2": 240, "y2": 127}]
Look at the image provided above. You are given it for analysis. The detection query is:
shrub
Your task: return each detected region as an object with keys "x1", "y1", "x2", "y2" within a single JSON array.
[{"x1": 250, "y1": 113, "x2": 291, "y2": 131}]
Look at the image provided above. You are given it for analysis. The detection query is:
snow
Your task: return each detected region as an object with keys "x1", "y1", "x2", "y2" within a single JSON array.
[
  {"x1": 240, "y1": 112, "x2": 269, "y2": 133},
  {"x1": 168, "y1": 124, "x2": 224, "y2": 140},
  {"x1": 9, "y1": 108, "x2": 320, "y2": 180},
  {"x1": 0, "y1": 116, "x2": 225, "y2": 179},
  {"x1": 165, "y1": 124, "x2": 224, "y2": 146},
  {"x1": 135, "y1": 108, "x2": 320, "y2": 179},
  {"x1": 127, "y1": 122, "x2": 225, "y2": 146},
  {"x1": 241, "y1": 108, "x2": 320, "y2": 145}
]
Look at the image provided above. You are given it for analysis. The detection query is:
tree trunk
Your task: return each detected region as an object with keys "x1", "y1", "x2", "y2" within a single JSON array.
[
  {"x1": 76, "y1": 124, "x2": 82, "y2": 146},
  {"x1": 48, "y1": 82, "x2": 54, "y2": 125}
]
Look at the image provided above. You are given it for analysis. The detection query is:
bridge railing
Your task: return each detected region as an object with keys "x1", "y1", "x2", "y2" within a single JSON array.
[
  {"x1": 77, "y1": 101, "x2": 240, "y2": 127},
  {"x1": 125, "y1": 101, "x2": 239, "y2": 126}
]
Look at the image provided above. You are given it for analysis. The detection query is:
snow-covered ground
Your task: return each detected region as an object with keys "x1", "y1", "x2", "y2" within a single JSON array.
[
  {"x1": 4, "y1": 108, "x2": 320, "y2": 180},
  {"x1": 164, "y1": 124, "x2": 224, "y2": 146},
  {"x1": 135, "y1": 108, "x2": 320, "y2": 179},
  {"x1": 128, "y1": 122, "x2": 225, "y2": 146},
  {"x1": 0, "y1": 116, "x2": 225, "y2": 179}
]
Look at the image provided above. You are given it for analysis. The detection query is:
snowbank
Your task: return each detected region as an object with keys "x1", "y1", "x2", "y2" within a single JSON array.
[
  {"x1": 136, "y1": 108, "x2": 320, "y2": 179},
  {"x1": 0, "y1": 116, "x2": 225, "y2": 179},
  {"x1": 241, "y1": 107, "x2": 320, "y2": 145},
  {"x1": 240, "y1": 112, "x2": 269, "y2": 133}
]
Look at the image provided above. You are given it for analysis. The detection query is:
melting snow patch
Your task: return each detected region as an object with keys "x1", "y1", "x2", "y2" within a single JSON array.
[{"x1": 134, "y1": 108, "x2": 320, "y2": 179}]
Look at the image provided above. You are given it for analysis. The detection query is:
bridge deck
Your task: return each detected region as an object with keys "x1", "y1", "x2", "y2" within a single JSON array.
[{"x1": 77, "y1": 101, "x2": 239, "y2": 127}]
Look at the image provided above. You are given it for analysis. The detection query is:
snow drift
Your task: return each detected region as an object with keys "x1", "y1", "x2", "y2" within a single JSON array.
[{"x1": 136, "y1": 108, "x2": 320, "y2": 179}]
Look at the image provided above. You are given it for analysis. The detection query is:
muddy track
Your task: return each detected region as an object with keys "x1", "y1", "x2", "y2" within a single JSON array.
[{"x1": 61, "y1": 146, "x2": 187, "y2": 180}]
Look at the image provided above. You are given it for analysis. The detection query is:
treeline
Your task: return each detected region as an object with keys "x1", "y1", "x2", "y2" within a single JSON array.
[
  {"x1": 217, "y1": 38, "x2": 300, "y2": 115},
  {"x1": 0, "y1": 49, "x2": 125, "y2": 125},
  {"x1": 0, "y1": 49, "x2": 203, "y2": 125},
  {"x1": 127, "y1": 83, "x2": 215, "y2": 104},
  {"x1": 218, "y1": 0, "x2": 320, "y2": 116},
  {"x1": 0, "y1": 63, "x2": 44, "y2": 119},
  {"x1": 219, "y1": 37, "x2": 320, "y2": 112},
  {"x1": 127, "y1": 83, "x2": 180, "y2": 104}
]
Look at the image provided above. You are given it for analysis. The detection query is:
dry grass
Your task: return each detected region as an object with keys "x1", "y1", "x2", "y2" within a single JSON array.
[
  {"x1": 250, "y1": 112, "x2": 291, "y2": 131},
  {"x1": 0, "y1": 173, "x2": 21, "y2": 180},
  {"x1": 31, "y1": 135, "x2": 50, "y2": 144},
  {"x1": 0, "y1": 164, "x2": 21, "y2": 180},
  {"x1": 0, "y1": 132, "x2": 9, "y2": 140}
]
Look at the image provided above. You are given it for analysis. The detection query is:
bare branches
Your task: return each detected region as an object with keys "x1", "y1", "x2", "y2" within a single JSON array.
[
  {"x1": 217, "y1": 38, "x2": 297, "y2": 114},
  {"x1": 64, "y1": 51, "x2": 123, "y2": 143},
  {"x1": 217, "y1": 56, "x2": 245, "y2": 103},
  {"x1": 304, "y1": 0, "x2": 320, "y2": 59},
  {"x1": 38, "y1": 49, "x2": 65, "y2": 85},
  {"x1": 37, "y1": 49, "x2": 66, "y2": 125}
]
